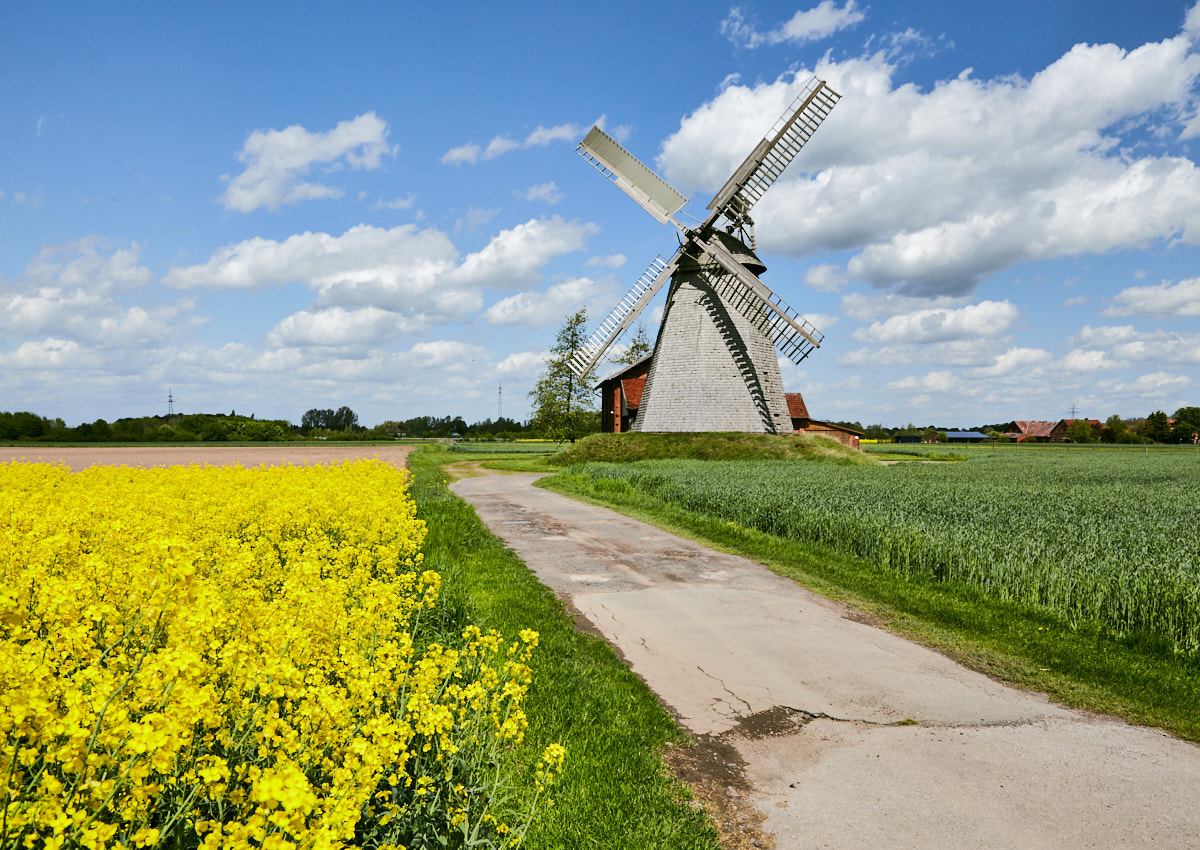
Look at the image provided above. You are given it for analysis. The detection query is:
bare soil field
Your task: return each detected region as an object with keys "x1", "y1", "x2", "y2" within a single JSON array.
[{"x1": 0, "y1": 445, "x2": 413, "y2": 471}]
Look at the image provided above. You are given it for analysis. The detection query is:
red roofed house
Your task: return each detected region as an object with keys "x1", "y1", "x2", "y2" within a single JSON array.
[
  {"x1": 1003, "y1": 419, "x2": 1103, "y2": 443},
  {"x1": 597, "y1": 355, "x2": 652, "y2": 433},
  {"x1": 786, "y1": 392, "x2": 862, "y2": 449}
]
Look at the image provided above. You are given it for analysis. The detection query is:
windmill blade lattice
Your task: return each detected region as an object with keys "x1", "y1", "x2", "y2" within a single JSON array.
[
  {"x1": 567, "y1": 253, "x2": 678, "y2": 379},
  {"x1": 698, "y1": 234, "x2": 823, "y2": 365},
  {"x1": 707, "y1": 77, "x2": 841, "y2": 227}
]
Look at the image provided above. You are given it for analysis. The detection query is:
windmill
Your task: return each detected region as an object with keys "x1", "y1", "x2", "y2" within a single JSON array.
[{"x1": 569, "y1": 76, "x2": 840, "y2": 433}]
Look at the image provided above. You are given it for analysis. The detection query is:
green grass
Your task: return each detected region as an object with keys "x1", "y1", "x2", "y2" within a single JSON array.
[
  {"x1": 407, "y1": 447, "x2": 719, "y2": 849},
  {"x1": 540, "y1": 463, "x2": 1200, "y2": 744},
  {"x1": 548, "y1": 430, "x2": 876, "y2": 466}
]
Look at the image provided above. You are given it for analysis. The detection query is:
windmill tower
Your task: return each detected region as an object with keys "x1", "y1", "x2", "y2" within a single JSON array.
[{"x1": 569, "y1": 76, "x2": 840, "y2": 433}]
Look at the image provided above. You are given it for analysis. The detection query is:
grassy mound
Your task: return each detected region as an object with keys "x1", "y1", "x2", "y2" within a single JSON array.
[{"x1": 548, "y1": 431, "x2": 877, "y2": 466}]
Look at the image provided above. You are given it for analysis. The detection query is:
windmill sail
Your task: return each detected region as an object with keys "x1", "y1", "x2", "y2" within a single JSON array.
[
  {"x1": 707, "y1": 77, "x2": 841, "y2": 227},
  {"x1": 577, "y1": 126, "x2": 688, "y2": 225},
  {"x1": 699, "y1": 234, "x2": 822, "y2": 365},
  {"x1": 567, "y1": 252, "x2": 678, "y2": 379}
]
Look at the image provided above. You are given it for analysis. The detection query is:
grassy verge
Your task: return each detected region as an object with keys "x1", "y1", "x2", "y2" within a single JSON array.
[
  {"x1": 407, "y1": 447, "x2": 719, "y2": 849},
  {"x1": 548, "y1": 431, "x2": 876, "y2": 465},
  {"x1": 540, "y1": 468, "x2": 1200, "y2": 744}
]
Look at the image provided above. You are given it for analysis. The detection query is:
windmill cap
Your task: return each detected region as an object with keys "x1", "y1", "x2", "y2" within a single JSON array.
[{"x1": 679, "y1": 229, "x2": 767, "y2": 275}]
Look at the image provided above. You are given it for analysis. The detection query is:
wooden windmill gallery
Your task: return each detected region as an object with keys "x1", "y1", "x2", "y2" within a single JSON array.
[{"x1": 569, "y1": 77, "x2": 841, "y2": 434}]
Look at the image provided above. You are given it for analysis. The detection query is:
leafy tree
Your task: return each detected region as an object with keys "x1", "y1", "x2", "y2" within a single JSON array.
[
  {"x1": 301, "y1": 406, "x2": 360, "y2": 434},
  {"x1": 1103, "y1": 415, "x2": 1127, "y2": 443},
  {"x1": 1143, "y1": 410, "x2": 1171, "y2": 443},
  {"x1": 1172, "y1": 406, "x2": 1200, "y2": 444},
  {"x1": 530, "y1": 309, "x2": 598, "y2": 442},
  {"x1": 331, "y1": 406, "x2": 360, "y2": 432},
  {"x1": 611, "y1": 322, "x2": 652, "y2": 366},
  {"x1": 1065, "y1": 419, "x2": 1097, "y2": 443}
]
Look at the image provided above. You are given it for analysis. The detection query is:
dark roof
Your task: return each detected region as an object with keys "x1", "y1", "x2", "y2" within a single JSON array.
[
  {"x1": 944, "y1": 431, "x2": 989, "y2": 439},
  {"x1": 785, "y1": 392, "x2": 810, "y2": 420}
]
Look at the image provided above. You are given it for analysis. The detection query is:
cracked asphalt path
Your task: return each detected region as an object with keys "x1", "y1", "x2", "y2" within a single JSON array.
[{"x1": 451, "y1": 472, "x2": 1200, "y2": 849}]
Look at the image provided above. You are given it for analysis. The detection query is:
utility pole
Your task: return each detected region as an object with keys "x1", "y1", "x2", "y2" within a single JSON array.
[
  {"x1": 168, "y1": 388, "x2": 175, "y2": 417},
  {"x1": 498, "y1": 384, "x2": 503, "y2": 420}
]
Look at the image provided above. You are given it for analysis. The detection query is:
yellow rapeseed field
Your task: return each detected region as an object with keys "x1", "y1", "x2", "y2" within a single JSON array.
[{"x1": 0, "y1": 459, "x2": 561, "y2": 850}]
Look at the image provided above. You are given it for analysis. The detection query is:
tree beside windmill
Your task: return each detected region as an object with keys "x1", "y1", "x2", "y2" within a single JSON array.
[{"x1": 569, "y1": 76, "x2": 841, "y2": 434}]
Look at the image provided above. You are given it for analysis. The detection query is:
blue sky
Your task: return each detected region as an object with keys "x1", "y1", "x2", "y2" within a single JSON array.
[{"x1": 4, "y1": 1, "x2": 1199, "y2": 428}]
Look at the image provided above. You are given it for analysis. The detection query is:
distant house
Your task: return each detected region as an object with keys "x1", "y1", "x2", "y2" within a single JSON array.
[
  {"x1": 943, "y1": 431, "x2": 989, "y2": 443},
  {"x1": 786, "y1": 392, "x2": 862, "y2": 449},
  {"x1": 1003, "y1": 419, "x2": 1102, "y2": 443}
]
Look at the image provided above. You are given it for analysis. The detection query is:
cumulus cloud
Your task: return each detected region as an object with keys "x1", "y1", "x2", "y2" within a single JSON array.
[
  {"x1": 852, "y1": 300, "x2": 1018, "y2": 344},
  {"x1": 659, "y1": 22, "x2": 1200, "y2": 296},
  {"x1": 586, "y1": 253, "x2": 627, "y2": 269},
  {"x1": 23, "y1": 236, "x2": 151, "y2": 295},
  {"x1": 524, "y1": 182, "x2": 563, "y2": 203},
  {"x1": 164, "y1": 218, "x2": 596, "y2": 333},
  {"x1": 1103, "y1": 276, "x2": 1200, "y2": 317},
  {"x1": 221, "y1": 113, "x2": 394, "y2": 212},
  {"x1": 971, "y1": 346, "x2": 1053, "y2": 378},
  {"x1": 266, "y1": 306, "x2": 408, "y2": 350},
  {"x1": 442, "y1": 122, "x2": 586, "y2": 166},
  {"x1": 1095, "y1": 370, "x2": 1192, "y2": 398},
  {"x1": 804, "y1": 263, "x2": 848, "y2": 292},
  {"x1": 1, "y1": 238, "x2": 198, "y2": 350},
  {"x1": 1061, "y1": 348, "x2": 1123, "y2": 372},
  {"x1": 722, "y1": 2, "x2": 864, "y2": 49},
  {"x1": 1071, "y1": 324, "x2": 1200, "y2": 366},
  {"x1": 484, "y1": 277, "x2": 599, "y2": 327},
  {"x1": 887, "y1": 369, "x2": 976, "y2": 395}
]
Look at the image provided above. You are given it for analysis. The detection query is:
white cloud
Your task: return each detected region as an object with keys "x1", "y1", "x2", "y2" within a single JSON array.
[
  {"x1": 23, "y1": 236, "x2": 151, "y2": 294},
  {"x1": 1095, "y1": 370, "x2": 1191, "y2": 398},
  {"x1": 1071, "y1": 323, "x2": 1200, "y2": 364},
  {"x1": 852, "y1": 300, "x2": 1018, "y2": 344},
  {"x1": 524, "y1": 182, "x2": 563, "y2": 204},
  {"x1": 1187, "y1": 1, "x2": 1200, "y2": 41},
  {"x1": 447, "y1": 217, "x2": 598, "y2": 290},
  {"x1": 266, "y1": 306, "x2": 406, "y2": 350},
  {"x1": 887, "y1": 370, "x2": 976, "y2": 394},
  {"x1": 5, "y1": 337, "x2": 79, "y2": 365},
  {"x1": 406, "y1": 340, "x2": 486, "y2": 370},
  {"x1": 1061, "y1": 348, "x2": 1122, "y2": 372},
  {"x1": 721, "y1": 2, "x2": 864, "y2": 49},
  {"x1": 484, "y1": 277, "x2": 598, "y2": 327},
  {"x1": 372, "y1": 194, "x2": 417, "y2": 210},
  {"x1": 586, "y1": 253, "x2": 627, "y2": 269},
  {"x1": 659, "y1": 24, "x2": 1200, "y2": 296},
  {"x1": 441, "y1": 143, "x2": 481, "y2": 166},
  {"x1": 164, "y1": 218, "x2": 595, "y2": 332},
  {"x1": 1102, "y1": 276, "x2": 1200, "y2": 317},
  {"x1": 839, "y1": 291, "x2": 967, "y2": 320},
  {"x1": 443, "y1": 122, "x2": 585, "y2": 166},
  {"x1": 220, "y1": 112, "x2": 394, "y2": 212},
  {"x1": 971, "y1": 347, "x2": 1052, "y2": 378},
  {"x1": 839, "y1": 337, "x2": 1002, "y2": 367},
  {"x1": 496, "y1": 350, "x2": 548, "y2": 375},
  {"x1": 804, "y1": 263, "x2": 848, "y2": 292}
]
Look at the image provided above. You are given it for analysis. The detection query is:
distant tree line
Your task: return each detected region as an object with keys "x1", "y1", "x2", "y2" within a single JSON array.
[
  {"x1": 8, "y1": 404, "x2": 1193, "y2": 445},
  {"x1": 0, "y1": 408, "x2": 541, "y2": 443},
  {"x1": 857, "y1": 407, "x2": 1200, "y2": 444},
  {"x1": 0, "y1": 411, "x2": 295, "y2": 442}
]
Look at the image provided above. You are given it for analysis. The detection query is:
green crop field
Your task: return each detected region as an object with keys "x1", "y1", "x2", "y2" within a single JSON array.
[{"x1": 555, "y1": 449, "x2": 1200, "y2": 658}]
